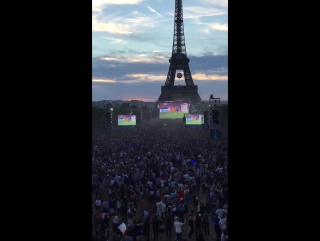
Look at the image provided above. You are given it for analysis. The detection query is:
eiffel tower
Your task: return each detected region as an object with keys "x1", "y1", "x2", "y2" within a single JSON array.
[{"x1": 157, "y1": 0, "x2": 202, "y2": 109}]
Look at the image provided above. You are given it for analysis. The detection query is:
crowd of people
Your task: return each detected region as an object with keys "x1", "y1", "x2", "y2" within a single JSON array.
[{"x1": 92, "y1": 119, "x2": 228, "y2": 241}]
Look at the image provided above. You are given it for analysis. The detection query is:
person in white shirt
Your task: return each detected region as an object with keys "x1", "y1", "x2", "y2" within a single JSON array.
[
  {"x1": 112, "y1": 213, "x2": 120, "y2": 232},
  {"x1": 216, "y1": 187, "x2": 223, "y2": 198},
  {"x1": 156, "y1": 190, "x2": 160, "y2": 197},
  {"x1": 127, "y1": 217, "x2": 134, "y2": 229},
  {"x1": 219, "y1": 214, "x2": 227, "y2": 233},
  {"x1": 160, "y1": 179, "x2": 165, "y2": 194},
  {"x1": 116, "y1": 198, "x2": 122, "y2": 216},
  {"x1": 143, "y1": 210, "x2": 149, "y2": 220},
  {"x1": 223, "y1": 201, "x2": 228, "y2": 212},
  {"x1": 174, "y1": 216, "x2": 185, "y2": 241},
  {"x1": 215, "y1": 208, "x2": 227, "y2": 218},
  {"x1": 161, "y1": 201, "x2": 166, "y2": 218},
  {"x1": 156, "y1": 200, "x2": 163, "y2": 217},
  {"x1": 95, "y1": 199, "x2": 101, "y2": 211},
  {"x1": 183, "y1": 174, "x2": 189, "y2": 182}
]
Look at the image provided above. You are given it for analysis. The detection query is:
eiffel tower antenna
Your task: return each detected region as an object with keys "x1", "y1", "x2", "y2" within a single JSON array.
[{"x1": 157, "y1": 0, "x2": 202, "y2": 109}]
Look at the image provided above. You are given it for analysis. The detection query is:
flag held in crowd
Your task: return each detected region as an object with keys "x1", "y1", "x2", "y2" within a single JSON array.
[{"x1": 118, "y1": 223, "x2": 127, "y2": 234}]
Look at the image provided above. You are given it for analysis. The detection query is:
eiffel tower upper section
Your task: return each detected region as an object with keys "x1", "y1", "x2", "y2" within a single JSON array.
[
  {"x1": 164, "y1": 0, "x2": 195, "y2": 87},
  {"x1": 158, "y1": 0, "x2": 202, "y2": 106}
]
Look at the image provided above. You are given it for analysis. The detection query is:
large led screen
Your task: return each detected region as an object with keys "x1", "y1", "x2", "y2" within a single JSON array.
[
  {"x1": 158, "y1": 102, "x2": 189, "y2": 119},
  {"x1": 185, "y1": 114, "x2": 204, "y2": 125},
  {"x1": 118, "y1": 115, "x2": 136, "y2": 126}
]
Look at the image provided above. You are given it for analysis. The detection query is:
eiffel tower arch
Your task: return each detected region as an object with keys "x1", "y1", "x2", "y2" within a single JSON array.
[{"x1": 157, "y1": 0, "x2": 202, "y2": 110}]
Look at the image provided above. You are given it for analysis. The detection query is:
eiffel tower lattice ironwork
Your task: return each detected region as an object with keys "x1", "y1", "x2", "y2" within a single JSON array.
[{"x1": 157, "y1": 0, "x2": 202, "y2": 108}]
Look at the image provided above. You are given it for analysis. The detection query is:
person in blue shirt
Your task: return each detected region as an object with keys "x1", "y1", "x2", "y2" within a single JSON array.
[
  {"x1": 170, "y1": 191, "x2": 176, "y2": 199},
  {"x1": 213, "y1": 214, "x2": 222, "y2": 241}
]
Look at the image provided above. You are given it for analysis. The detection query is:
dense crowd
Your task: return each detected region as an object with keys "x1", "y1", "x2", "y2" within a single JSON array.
[{"x1": 92, "y1": 120, "x2": 228, "y2": 241}]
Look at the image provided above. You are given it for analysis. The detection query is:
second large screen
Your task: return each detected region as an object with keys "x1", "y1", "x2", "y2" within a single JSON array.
[
  {"x1": 186, "y1": 114, "x2": 204, "y2": 125},
  {"x1": 158, "y1": 102, "x2": 189, "y2": 119},
  {"x1": 118, "y1": 115, "x2": 136, "y2": 126}
]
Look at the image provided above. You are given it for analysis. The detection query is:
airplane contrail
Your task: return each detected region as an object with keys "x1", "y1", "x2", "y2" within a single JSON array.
[{"x1": 147, "y1": 5, "x2": 162, "y2": 16}]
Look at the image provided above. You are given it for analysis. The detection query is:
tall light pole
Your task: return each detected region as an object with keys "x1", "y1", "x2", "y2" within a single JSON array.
[
  {"x1": 209, "y1": 94, "x2": 220, "y2": 126},
  {"x1": 140, "y1": 107, "x2": 142, "y2": 122},
  {"x1": 110, "y1": 108, "x2": 113, "y2": 129},
  {"x1": 202, "y1": 101, "x2": 206, "y2": 112}
]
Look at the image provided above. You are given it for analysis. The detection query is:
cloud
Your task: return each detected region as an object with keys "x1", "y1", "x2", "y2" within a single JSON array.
[
  {"x1": 193, "y1": 19, "x2": 228, "y2": 34},
  {"x1": 167, "y1": 6, "x2": 226, "y2": 19},
  {"x1": 100, "y1": 52, "x2": 170, "y2": 64},
  {"x1": 119, "y1": 80, "x2": 140, "y2": 84},
  {"x1": 209, "y1": 23, "x2": 228, "y2": 31},
  {"x1": 147, "y1": 6, "x2": 162, "y2": 16},
  {"x1": 197, "y1": 0, "x2": 228, "y2": 8},
  {"x1": 104, "y1": 37, "x2": 128, "y2": 44},
  {"x1": 92, "y1": 0, "x2": 146, "y2": 12},
  {"x1": 100, "y1": 57, "x2": 118, "y2": 61},
  {"x1": 93, "y1": 51, "x2": 228, "y2": 79},
  {"x1": 92, "y1": 78, "x2": 117, "y2": 83},
  {"x1": 121, "y1": 73, "x2": 227, "y2": 83},
  {"x1": 92, "y1": 14, "x2": 133, "y2": 34},
  {"x1": 92, "y1": 50, "x2": 228, "y2": 101},
  {"x1": 92, "y1": 11, "x2": 162, "y2": 34},
  {"x1": 197, "y1": 23, "x2": 228, "y2": 34},
  {"x1": 124, "y1": 73, "x2": 165, "y2": 82},
  {"x1": 192, "y1": 73, "x2": 227, "y2": 81},
  {"x1": 92, "y1": 70, "x2": 227, "y2": 84}
]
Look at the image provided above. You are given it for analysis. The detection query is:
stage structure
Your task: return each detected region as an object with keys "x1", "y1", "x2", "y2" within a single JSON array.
[{"x1": 157, "y1": 0, "x2": 202, "y2": 110}]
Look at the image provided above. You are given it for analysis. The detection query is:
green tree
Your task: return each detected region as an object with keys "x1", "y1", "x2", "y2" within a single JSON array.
[
  {"x1": 92, "y1": 107, "x2": 107, "y2": 127},
  {"x1": 119, "y1": 103, "x2": 130, "y2": 109},
  {"x1": 219, "y1": 104, "x2": 228, "y2": 131},
  {"x1": 92, "y1": 107, "x2": 100, "y2": 127}
]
